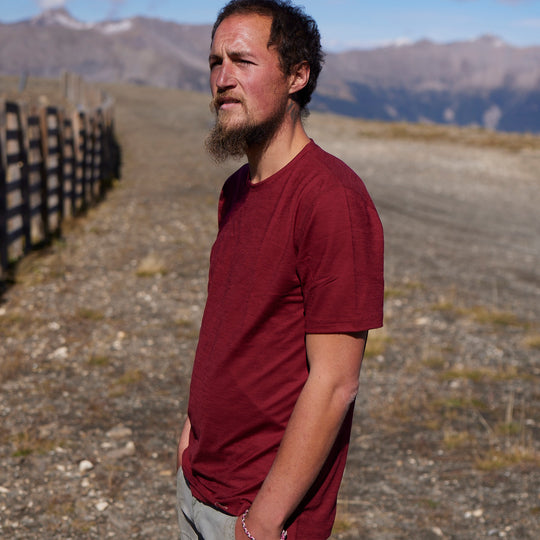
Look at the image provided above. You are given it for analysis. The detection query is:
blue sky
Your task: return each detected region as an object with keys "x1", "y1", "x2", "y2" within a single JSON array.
[{"x1": 1, "y1": 0, "x2": 540, "y2": 50}]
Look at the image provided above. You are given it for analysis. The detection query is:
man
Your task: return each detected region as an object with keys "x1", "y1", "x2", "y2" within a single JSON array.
[{"x1": 176, "y1": 1, "x2": 384, "y2": 539}]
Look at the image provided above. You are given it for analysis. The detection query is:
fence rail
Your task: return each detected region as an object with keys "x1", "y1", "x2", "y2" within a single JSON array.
[{"x1": 0, "y1": 74, "x2": 120, "y2": 277}]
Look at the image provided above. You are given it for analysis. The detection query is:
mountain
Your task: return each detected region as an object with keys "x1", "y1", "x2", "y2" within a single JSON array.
[
  {"x1": 1, "y1": 8, "x2": 540, "y2": 133},
  {"x1": 0, "y1": 8, "x2": 211, "y2": 91},
  {"x1": 315, "y1": 36, "x2": 540, "y2": 133}
]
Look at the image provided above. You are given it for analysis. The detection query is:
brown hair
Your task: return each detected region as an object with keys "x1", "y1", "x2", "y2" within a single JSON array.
[{"x1": 212, "y1": 0, "x2": 324, "y2": 111}]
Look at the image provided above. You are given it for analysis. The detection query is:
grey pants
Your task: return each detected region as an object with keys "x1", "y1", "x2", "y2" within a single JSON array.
[{"x1": 176, "y1": 468, "x2": 237, "y2": 540}]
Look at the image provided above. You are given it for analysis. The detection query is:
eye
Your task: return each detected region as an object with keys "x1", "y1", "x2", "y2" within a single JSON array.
[{"x1": 237, "y1": 59, "x2": 255, "y2": 67}]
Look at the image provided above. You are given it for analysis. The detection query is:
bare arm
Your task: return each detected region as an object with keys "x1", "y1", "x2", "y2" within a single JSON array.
[
  {"x1": 235, "y1": 331, "x2": 368, "y2": 540},
  {"x1": 177, "y1": 415, "x2": 191, "y2": 471}
]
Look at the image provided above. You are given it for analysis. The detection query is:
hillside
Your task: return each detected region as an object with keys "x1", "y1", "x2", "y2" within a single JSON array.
[
  {"x1": 1, "y1": 8, "x2": 540, "y2": 132},
  {"x1": 0, "y1": 79, "x2": 539, "y2": 538}
]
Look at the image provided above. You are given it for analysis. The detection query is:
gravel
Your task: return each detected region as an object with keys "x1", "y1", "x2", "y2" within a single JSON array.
[{"x1": 1, "y1": 83, "x2": 539, "y2": 539}]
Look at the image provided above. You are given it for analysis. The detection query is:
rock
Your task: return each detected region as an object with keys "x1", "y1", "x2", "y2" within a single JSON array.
[
  {"x1": 95, "y1": 500, "x2": 109, "y2": 512},
  {"x1": 38, "y1": 422, "x2": 57, "y2": 439},
  {"x1": 106, "y1": 425, "x2": 133, "y2": 440},
  {"x1": 48, "y1": 346, "x2": 68, "y2": 360},
  {"x1": 78, "y1": 460, "x2": 94, "y2": 473},
  {"x1": 105, "y1": 441, "x2": 136, "y2": 460}
]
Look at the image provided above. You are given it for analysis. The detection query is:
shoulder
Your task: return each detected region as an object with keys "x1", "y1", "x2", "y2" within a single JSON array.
[
  {"x1": 222, "y1": 164, "x2": 250, "y2": 193},
  {"x1": 218, "y1": 164, "x2": 250, "y2": 225},
  {"x1": 296, "y1": 142, "x2": 376, "y2": 211}
]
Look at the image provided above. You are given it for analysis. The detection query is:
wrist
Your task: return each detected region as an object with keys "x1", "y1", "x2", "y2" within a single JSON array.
[{"x1": 241, "y1": 508, "x2": 287, "y2": 540}]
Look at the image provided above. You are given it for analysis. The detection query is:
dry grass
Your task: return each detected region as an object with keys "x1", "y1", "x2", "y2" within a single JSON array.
[
  {"x1": 77, "y1": 307, "x2": 105, "y2": 321},
  {"x1": 0, "y1": 311, "x2": 33, "y2": 337},
  {"x1": 364, "y1": 328, "x2": 391, "y2": 359},
  {"x1": 176, "y1": 318, "x2": 200, "y2": 340},
  {"x1": 523, "y1": 333, "x2": 540, "y2": 350},
  {"x1": 11, "y1": 428, "x2": 58, "y2": 458},
  {"x1": 438, "y1": 365, "x2": 531, "y2": 383},
  {"x1": 136, "y1": 252, "x2": 168, "y2": 277},
  {"x1": 431, "y1": 296, "x2": 529, "y2": 330},
  {"x1": 443, "y1": 429, "x2": 475, "y2": 450},
  {"x1": 464, "y1": 306, "x2": 522, "y2": 327},
  {"x1": 87, "y1": 354, "x2": 111, "y2": 367},
  {"x1": 2, "y1": 76, "x2": 539, "y2": 539},
  {"x1": 331, "y1": 515, "x2": 355, "y2": 534},
  {"x1": 109, "y1": 368, "x2": 145, "y2": 397},
  {"x1": 476, "y1": 445, "x2": 540, "y2": 471},
  {"x1": 354, "y1": 119, "x2": 540, "y2": 153},
  {"x1": 0, "y1": 350, "x2": 32, "y2": 383}
]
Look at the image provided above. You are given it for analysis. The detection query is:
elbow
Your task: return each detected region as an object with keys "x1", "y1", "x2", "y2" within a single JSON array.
[{"x1": 336, "y1": 380, "x2": 359, "y2": 409}]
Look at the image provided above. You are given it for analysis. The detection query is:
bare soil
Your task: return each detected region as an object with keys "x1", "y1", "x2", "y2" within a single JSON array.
[{"x1": 1, "y1": 81, "x2": 539, "y2": 539}]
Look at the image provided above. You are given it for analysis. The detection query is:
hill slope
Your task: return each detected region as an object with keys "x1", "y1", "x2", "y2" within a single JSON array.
[
  {"x1": 0, "y1": 81, "x2": 539, "y2": 538},
  {"x1": 1, "y1": 8, "x2": 540, "y2": 132}
]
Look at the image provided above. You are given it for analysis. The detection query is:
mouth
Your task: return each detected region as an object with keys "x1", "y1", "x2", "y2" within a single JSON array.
[{"x1": 214, "y1": 96, "x2": 242, "y2": 112}]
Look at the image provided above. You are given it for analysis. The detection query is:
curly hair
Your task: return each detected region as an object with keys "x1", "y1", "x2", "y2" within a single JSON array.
[{"x1": 212, "y1": 0, "x2": 324, "y2": 111}]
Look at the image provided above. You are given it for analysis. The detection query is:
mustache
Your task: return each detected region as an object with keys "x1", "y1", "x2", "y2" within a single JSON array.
[{"x1": 210, "y1": 93, "x2": 243, "y2": 112}]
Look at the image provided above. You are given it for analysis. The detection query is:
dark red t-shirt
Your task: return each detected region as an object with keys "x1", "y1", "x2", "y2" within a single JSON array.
[{"x1": 183, "y1": 141, "x2": 384, "y2": 539}]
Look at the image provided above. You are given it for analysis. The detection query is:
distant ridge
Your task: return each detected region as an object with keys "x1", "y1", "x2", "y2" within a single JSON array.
[{"x1": 2, "y1": 9, "x2": 540, "y2": 133}]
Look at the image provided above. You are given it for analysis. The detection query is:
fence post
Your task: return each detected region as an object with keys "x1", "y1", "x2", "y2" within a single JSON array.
[
  {"x1": 47, "y1": 106, "x2": 65, "y2": 230},
  {"x1": 93, "y1": 110, "x2": 103, "y2": 198},
  {"x1": 87, "y1": 114, "x2": 96, "y2": 201},
  {"x1": 77, "y1": 111, "x2": 88, "y2": 209},
  {"x1": 0, "y1": 107, "x2": 7, "y2": 274},
  {"x1": 1, "y1": 73, "x2": 118, "y2": 277},
  {"x1": 38, "y1": 106, "x2": 50, "y2": 239},
  {"x1": 61, "y1": 113, "x2": 77, "y2": 217},
  {"x1": 26, "y1": 109, "x2": 45, "y2": 245},
  {"x1": 11, "y1": 103, "x2": 32, "y2": 256}
]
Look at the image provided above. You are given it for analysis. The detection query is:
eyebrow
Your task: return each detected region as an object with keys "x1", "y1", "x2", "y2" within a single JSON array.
[{"x1": 209, "y1": 50, "x2": 256, "y2": 63}]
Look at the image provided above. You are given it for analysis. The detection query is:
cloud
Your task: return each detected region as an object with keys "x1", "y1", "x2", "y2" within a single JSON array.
[
  {"x1": 105, "y1": 0, "x2": 126, "y2": 19},
  {"x1": 453, "y1": 0, "x2": 533, "y2": 3},
  {"x1": 35, "y1": 0, "x2": 68, "y2": 8},
  {"x1": 515, "y1": 17, "x2": 540, "y2": 27}
]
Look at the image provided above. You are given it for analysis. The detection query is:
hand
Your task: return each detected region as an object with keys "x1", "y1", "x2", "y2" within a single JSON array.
[
  {"x1": 176, "y1": 441, "x2": 183, "y2": 471},
  {"x1": 234, "y1": 512, "x2": 284, "y2": 540},
  {"x1": 235, "y1": 515, "x2": 245, "y2": 540},
  {"x1": 177, "y1": 416, "x2": 191, "y2": 471}
]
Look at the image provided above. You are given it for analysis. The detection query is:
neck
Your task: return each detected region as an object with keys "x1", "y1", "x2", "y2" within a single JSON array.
[{"x1": 246, "y1": 101, "x2": 310, "y2": 184}]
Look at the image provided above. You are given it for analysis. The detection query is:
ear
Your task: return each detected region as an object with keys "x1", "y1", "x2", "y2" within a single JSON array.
[{"x1": 288, "y1": 61, "x2": 310, "y2": 96}]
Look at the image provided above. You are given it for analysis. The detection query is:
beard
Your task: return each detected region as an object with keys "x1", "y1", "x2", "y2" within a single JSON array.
[{"x1": 205, "y1": 98, "x2": 287, "y2": 162}]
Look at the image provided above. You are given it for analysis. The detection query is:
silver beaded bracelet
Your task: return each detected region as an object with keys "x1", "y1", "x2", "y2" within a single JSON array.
[{"x1": 241, "y1": 508, "x2": 287, "y2": 540}]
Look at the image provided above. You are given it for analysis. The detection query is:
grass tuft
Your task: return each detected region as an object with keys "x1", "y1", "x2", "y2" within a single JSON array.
[
  {"x1": 136, "y1": 253, "x2": 168, "y2": 277},
  {"x1": 77, "y1": 308, "x2": 105, "y2": 321},
  {"x1": 476, "y1": 446, "x2": 540, "y2": 471},
  {"x1": 464, "y1": 306, "x2": 521, "y2": 327},
  {"x1": 0, "y1": 351, "x2": 32, "y2": 383},
  {"x1": 523, "y1": 333, "x2": 540, "y2": 350},
  {"x1": 443, "y1": 430, "x2": 475, "y2": 450},
  {"x1": 12, "y1": 429, "x2": 57, "y2": 457},
  {"x1": 364, "y1": 328, "x2": 391, "y2": 359},
  {"x1": 88, "y1": 355, "x2": 110, "y2": 367}
]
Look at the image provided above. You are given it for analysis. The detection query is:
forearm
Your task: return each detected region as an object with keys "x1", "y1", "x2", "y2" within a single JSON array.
[
  {"x1": 177, "y1": 415, "x2": 191, "y2": 470},
  {"x1": 244, "y1": 374, "x2": 357, "y2": 537},
  {"x1": 238, "y1": 331, "x2": 366, "y2": 540}
]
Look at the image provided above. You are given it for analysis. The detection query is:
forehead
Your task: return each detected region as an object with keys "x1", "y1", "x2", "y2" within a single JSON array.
[{"x1": 211, "y1": 13, "x2": 273, "y2": 53}]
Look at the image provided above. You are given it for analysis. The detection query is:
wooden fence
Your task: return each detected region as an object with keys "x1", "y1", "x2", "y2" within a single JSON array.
[{"x1": 0, "y1": 74, "x2": 120, "y2": 277}]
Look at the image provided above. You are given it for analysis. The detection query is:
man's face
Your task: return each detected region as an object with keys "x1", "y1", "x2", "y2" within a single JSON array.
[{"x1": 206, "y1": 13, "x2": 291, "y2": 159}]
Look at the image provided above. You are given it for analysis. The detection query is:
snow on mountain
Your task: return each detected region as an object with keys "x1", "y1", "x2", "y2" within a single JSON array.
[{"x1": 30, "y1": 7, "x2": 132, "y2": 35}]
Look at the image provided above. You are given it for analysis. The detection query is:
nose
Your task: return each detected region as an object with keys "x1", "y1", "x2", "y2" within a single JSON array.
[{"x1": 214, "y1": 60, "x2": 236, "y2": 92}]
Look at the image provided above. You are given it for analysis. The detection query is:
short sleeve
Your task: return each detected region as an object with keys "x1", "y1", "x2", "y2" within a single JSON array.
[{"x1": 295, "y1": 182, "x2": 384, "y2": 333}]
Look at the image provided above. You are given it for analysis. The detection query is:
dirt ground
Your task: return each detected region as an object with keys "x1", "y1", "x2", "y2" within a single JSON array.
[{"x1": 1, "y1": 82, "x2": 539, "y2": 539}]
